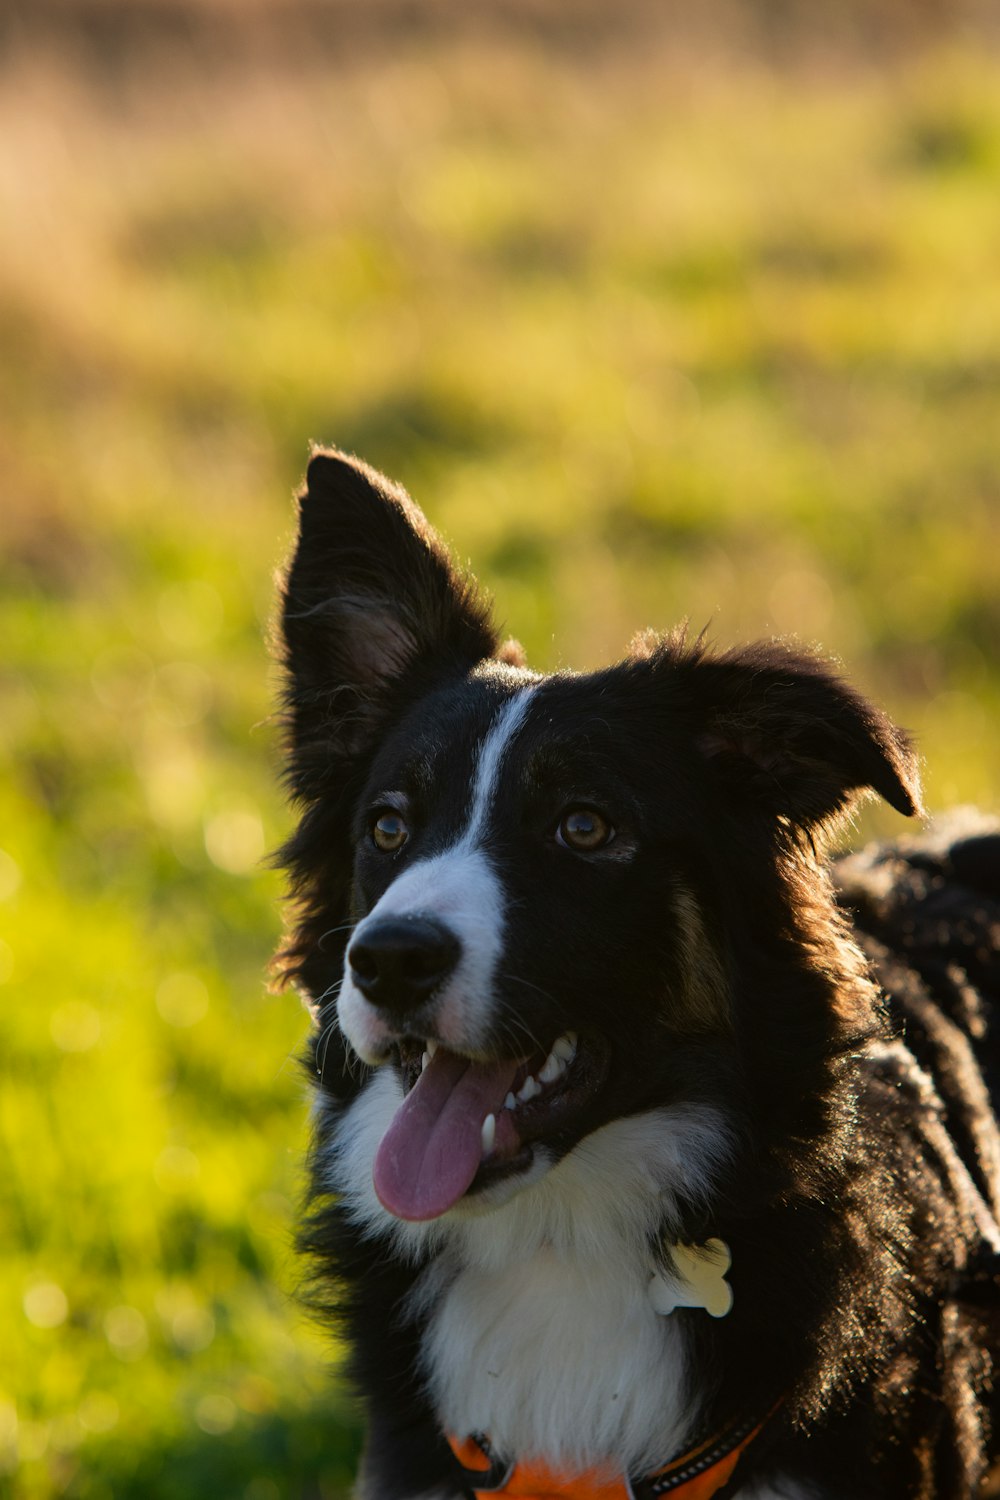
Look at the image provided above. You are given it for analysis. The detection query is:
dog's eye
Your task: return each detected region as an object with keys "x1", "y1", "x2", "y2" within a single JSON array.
[
  {"x1": 372, "y1": 811, "x2": 409, "y2": 853},
  {"x1": 556, "y1": 808, "x2": 614, "y2": 852}
]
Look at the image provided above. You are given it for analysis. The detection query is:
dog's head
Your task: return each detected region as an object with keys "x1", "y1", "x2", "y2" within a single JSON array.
[{"x1": 277, "y1": 450, "x2": 922, "y2": 1223}]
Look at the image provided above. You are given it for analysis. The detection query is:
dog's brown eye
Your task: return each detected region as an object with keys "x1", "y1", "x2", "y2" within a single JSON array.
[
  {"x1": 372, "y1": 811, "x2": 409, "y2": 852},
  {"x1": 556, "y1": 808, "x2": 613, "y2": 852}
]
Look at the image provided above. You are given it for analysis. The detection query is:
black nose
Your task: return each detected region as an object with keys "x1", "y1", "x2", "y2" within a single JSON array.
[{"x1": 348, "y1": 918, "x2": 461, "y2": 1016}]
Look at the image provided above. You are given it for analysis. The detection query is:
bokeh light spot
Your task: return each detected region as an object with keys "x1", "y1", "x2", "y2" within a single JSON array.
[
  {"x1": 195, "y1": 1394, "x2": 238, "y2": 1435},
  {"x1": 23, "y1": 1281, "x2": 68, "y2": 1330},
  {"x1": 0, "y1": 849, "x2": 21, "y2": 902},
  {"x1": 103, "y1": 1305, "x2": 149, "y2": 1361},
  {"x1": 245, "y1": 1479, "x2": 281, "y2": 1500},
  {"x1": 154, "y1": 1144, "x2": 202, "y2": 1190},
  {"x1": 77, "y1": 1393, "x2": 120, "y2": 1435},
  {"x1": 50, "y1": 1002, "x2": 102, "y2": 1053},
  {"x1": 204, "y1": 804, "x2": 265, "y2": 874},
  {"x1": 156, "y1": 972, "x2": 210, "y2": 1028}
]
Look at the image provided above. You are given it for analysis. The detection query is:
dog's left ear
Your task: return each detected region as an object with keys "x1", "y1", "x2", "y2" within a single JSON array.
[
  {"x1": 667, "y1": 639, "x2": 923, "y2": 831},
  {"x1": 275, "y1": 451, "x2": 502, "y2": 999},
  {"x1": 280, "y1": 449, "x2": 499, "y2": 795}
]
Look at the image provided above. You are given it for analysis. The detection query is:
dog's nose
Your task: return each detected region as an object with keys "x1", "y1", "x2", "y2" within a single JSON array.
[{"x1": 348, "y1": 918, "x2": 461, "y2": 1015}]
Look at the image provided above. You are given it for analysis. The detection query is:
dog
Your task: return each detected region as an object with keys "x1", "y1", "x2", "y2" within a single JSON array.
[{"x1": 275, "y1": 448, "x2": 1000, "y2": 1500}]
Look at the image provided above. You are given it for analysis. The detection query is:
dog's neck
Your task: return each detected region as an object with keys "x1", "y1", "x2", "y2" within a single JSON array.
[
  {"x1": 414, "y1": 1106, "x2": 733, "y2": 1476},
  {"x1": 330, "y1": 1079, "x2": 734, "y2": 1475}
]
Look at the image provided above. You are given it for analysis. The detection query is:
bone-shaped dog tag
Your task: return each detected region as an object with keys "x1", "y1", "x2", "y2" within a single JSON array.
[{"x1": 648, "y1": 1238, "x2": 733, "y2": 1319}]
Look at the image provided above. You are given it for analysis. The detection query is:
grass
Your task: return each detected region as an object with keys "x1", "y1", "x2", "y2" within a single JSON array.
[{"x1": 1, "y1": 18, "x2": 999, "y2": 1497}]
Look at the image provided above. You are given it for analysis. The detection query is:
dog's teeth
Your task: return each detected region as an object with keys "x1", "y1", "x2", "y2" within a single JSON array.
[
  {"x1": 481, "y1": 1113, "x2": 496, "y2": 1154},
  {"x1": 426, "y1": 1038, "x2": 439, "y2": 1058},
  {"x1": 539, "y1": 1051, "x2": 565, "y2": 1084},
  {"x1": 421, "y1": 1051, "x2": 430, "y2": 1072},
  {"x1": 553, "y1": 1033, "x2": 577, "y2": 1063},
  {"x1": 518, "y1": 1074, "x2": 541, "y2": 1103},
  {"x1": 505, "y1": 1092, "x2": 517, "y2": 1110}
]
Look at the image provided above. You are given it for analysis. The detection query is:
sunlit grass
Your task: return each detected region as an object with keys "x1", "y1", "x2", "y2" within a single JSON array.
[{"x1": 1, "y1": 25, "x2": 999, "y2": 1497}]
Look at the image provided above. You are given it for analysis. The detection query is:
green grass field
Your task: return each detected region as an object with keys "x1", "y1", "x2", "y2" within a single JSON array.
[{"x1": 2, "y1": 12, "x2": 1000, "y2": 1497}]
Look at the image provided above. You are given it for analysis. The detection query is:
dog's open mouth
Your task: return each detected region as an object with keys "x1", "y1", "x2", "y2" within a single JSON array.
[{"x1": 372, "y1": 1031, "x2": 609, "y2": 1221}]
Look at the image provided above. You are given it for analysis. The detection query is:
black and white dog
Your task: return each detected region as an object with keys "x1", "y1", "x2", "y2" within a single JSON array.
[{"x1": 276, "y1": 449, "x2": 1000, "y2": 1500}]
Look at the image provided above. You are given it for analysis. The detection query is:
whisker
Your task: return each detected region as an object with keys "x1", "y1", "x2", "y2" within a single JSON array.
[
  {"x1": 316, "y1": 1017, "x2": 340, "y2": 1078},
  {"x1": 312, "y1": 976, "x2": 344, "y2": 1007},
  {"x1": 318, "y1": 922, "x2": 356, "y2": 952},
  {"x1": 492, "y1": 1004, "x2": 548, "y2": 1061},
  {"x1": 502, "y1": 972, "x2": 559, "y2": 1006}
]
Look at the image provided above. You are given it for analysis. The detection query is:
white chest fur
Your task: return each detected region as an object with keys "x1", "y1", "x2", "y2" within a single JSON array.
[{"x1": 418, "y1": 1228, "x2": 688, "y2": 1477}]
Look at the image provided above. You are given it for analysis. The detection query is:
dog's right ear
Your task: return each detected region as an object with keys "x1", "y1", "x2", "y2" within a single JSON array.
[{"x1": 280, "y1": 449, "x2": 498, "y2": 798}]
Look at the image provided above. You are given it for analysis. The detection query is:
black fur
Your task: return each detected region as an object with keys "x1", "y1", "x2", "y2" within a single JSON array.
[{"x1": 275, "y1": 449, "x2": 1000, "y2": 1500}]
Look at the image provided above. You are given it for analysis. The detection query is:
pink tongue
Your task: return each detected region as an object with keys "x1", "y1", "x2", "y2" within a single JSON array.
[{"x1": 373, "y1": 1049, "x2": 521, "y2": 1221}]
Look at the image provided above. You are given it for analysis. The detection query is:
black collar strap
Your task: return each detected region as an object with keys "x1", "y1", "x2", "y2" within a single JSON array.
[{"x1": 630, "y1": 1401, "x2": 784, "y2": 1499}]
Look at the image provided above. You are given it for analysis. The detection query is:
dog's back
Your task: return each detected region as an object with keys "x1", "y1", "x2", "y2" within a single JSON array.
[
  {"x1": 838, "y1": 815, "x2": 1000, "y2": 1215},
  {"x1": 835, "y1": 817, "x2": 1000, "y2": 1495}
]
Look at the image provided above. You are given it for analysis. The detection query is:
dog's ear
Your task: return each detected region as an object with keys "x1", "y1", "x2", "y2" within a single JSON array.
[
  {"x1": 280, "y1": 449, "x2": 499, "y2": 793},
  {"x1": 662, "y1": 638, "x2": 923, "y2": 831},
  {"x1": 274, "y1": 451, "x2": 500, "y2": 1001}
]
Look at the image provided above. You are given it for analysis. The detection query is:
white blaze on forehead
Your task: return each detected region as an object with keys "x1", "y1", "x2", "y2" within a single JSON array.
[
  {"x1": 338, "y1": 688, "x2": 534, "y2": 1061},
  {"x1": 463, "y1": 688, "x2": 534, "y2": 844}
]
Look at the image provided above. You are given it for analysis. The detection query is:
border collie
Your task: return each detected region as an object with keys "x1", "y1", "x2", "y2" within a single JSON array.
[{"x1": 275, "y1": 449, "x2": 1000, "y2": 1500}]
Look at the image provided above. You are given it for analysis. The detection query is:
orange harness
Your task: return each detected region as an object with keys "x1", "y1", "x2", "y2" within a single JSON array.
[{"x1": 448, "y1": 1406, "x2": 778, "y2": 1500}]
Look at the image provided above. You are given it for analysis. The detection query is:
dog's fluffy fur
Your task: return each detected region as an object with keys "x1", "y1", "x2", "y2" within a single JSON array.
[{"x1": 275, "y1": 449, "x2": 1000, "y2": 1500}]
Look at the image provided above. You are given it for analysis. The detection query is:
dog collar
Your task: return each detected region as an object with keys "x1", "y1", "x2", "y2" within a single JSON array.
[{"x1": 449, "y1": 1402, "x2": 781, "y2": 1500}]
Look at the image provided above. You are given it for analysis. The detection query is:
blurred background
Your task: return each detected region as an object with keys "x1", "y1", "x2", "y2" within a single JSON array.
[{"x1": 2, "y1": 0, "x2": 1000, "y2": 1495}]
